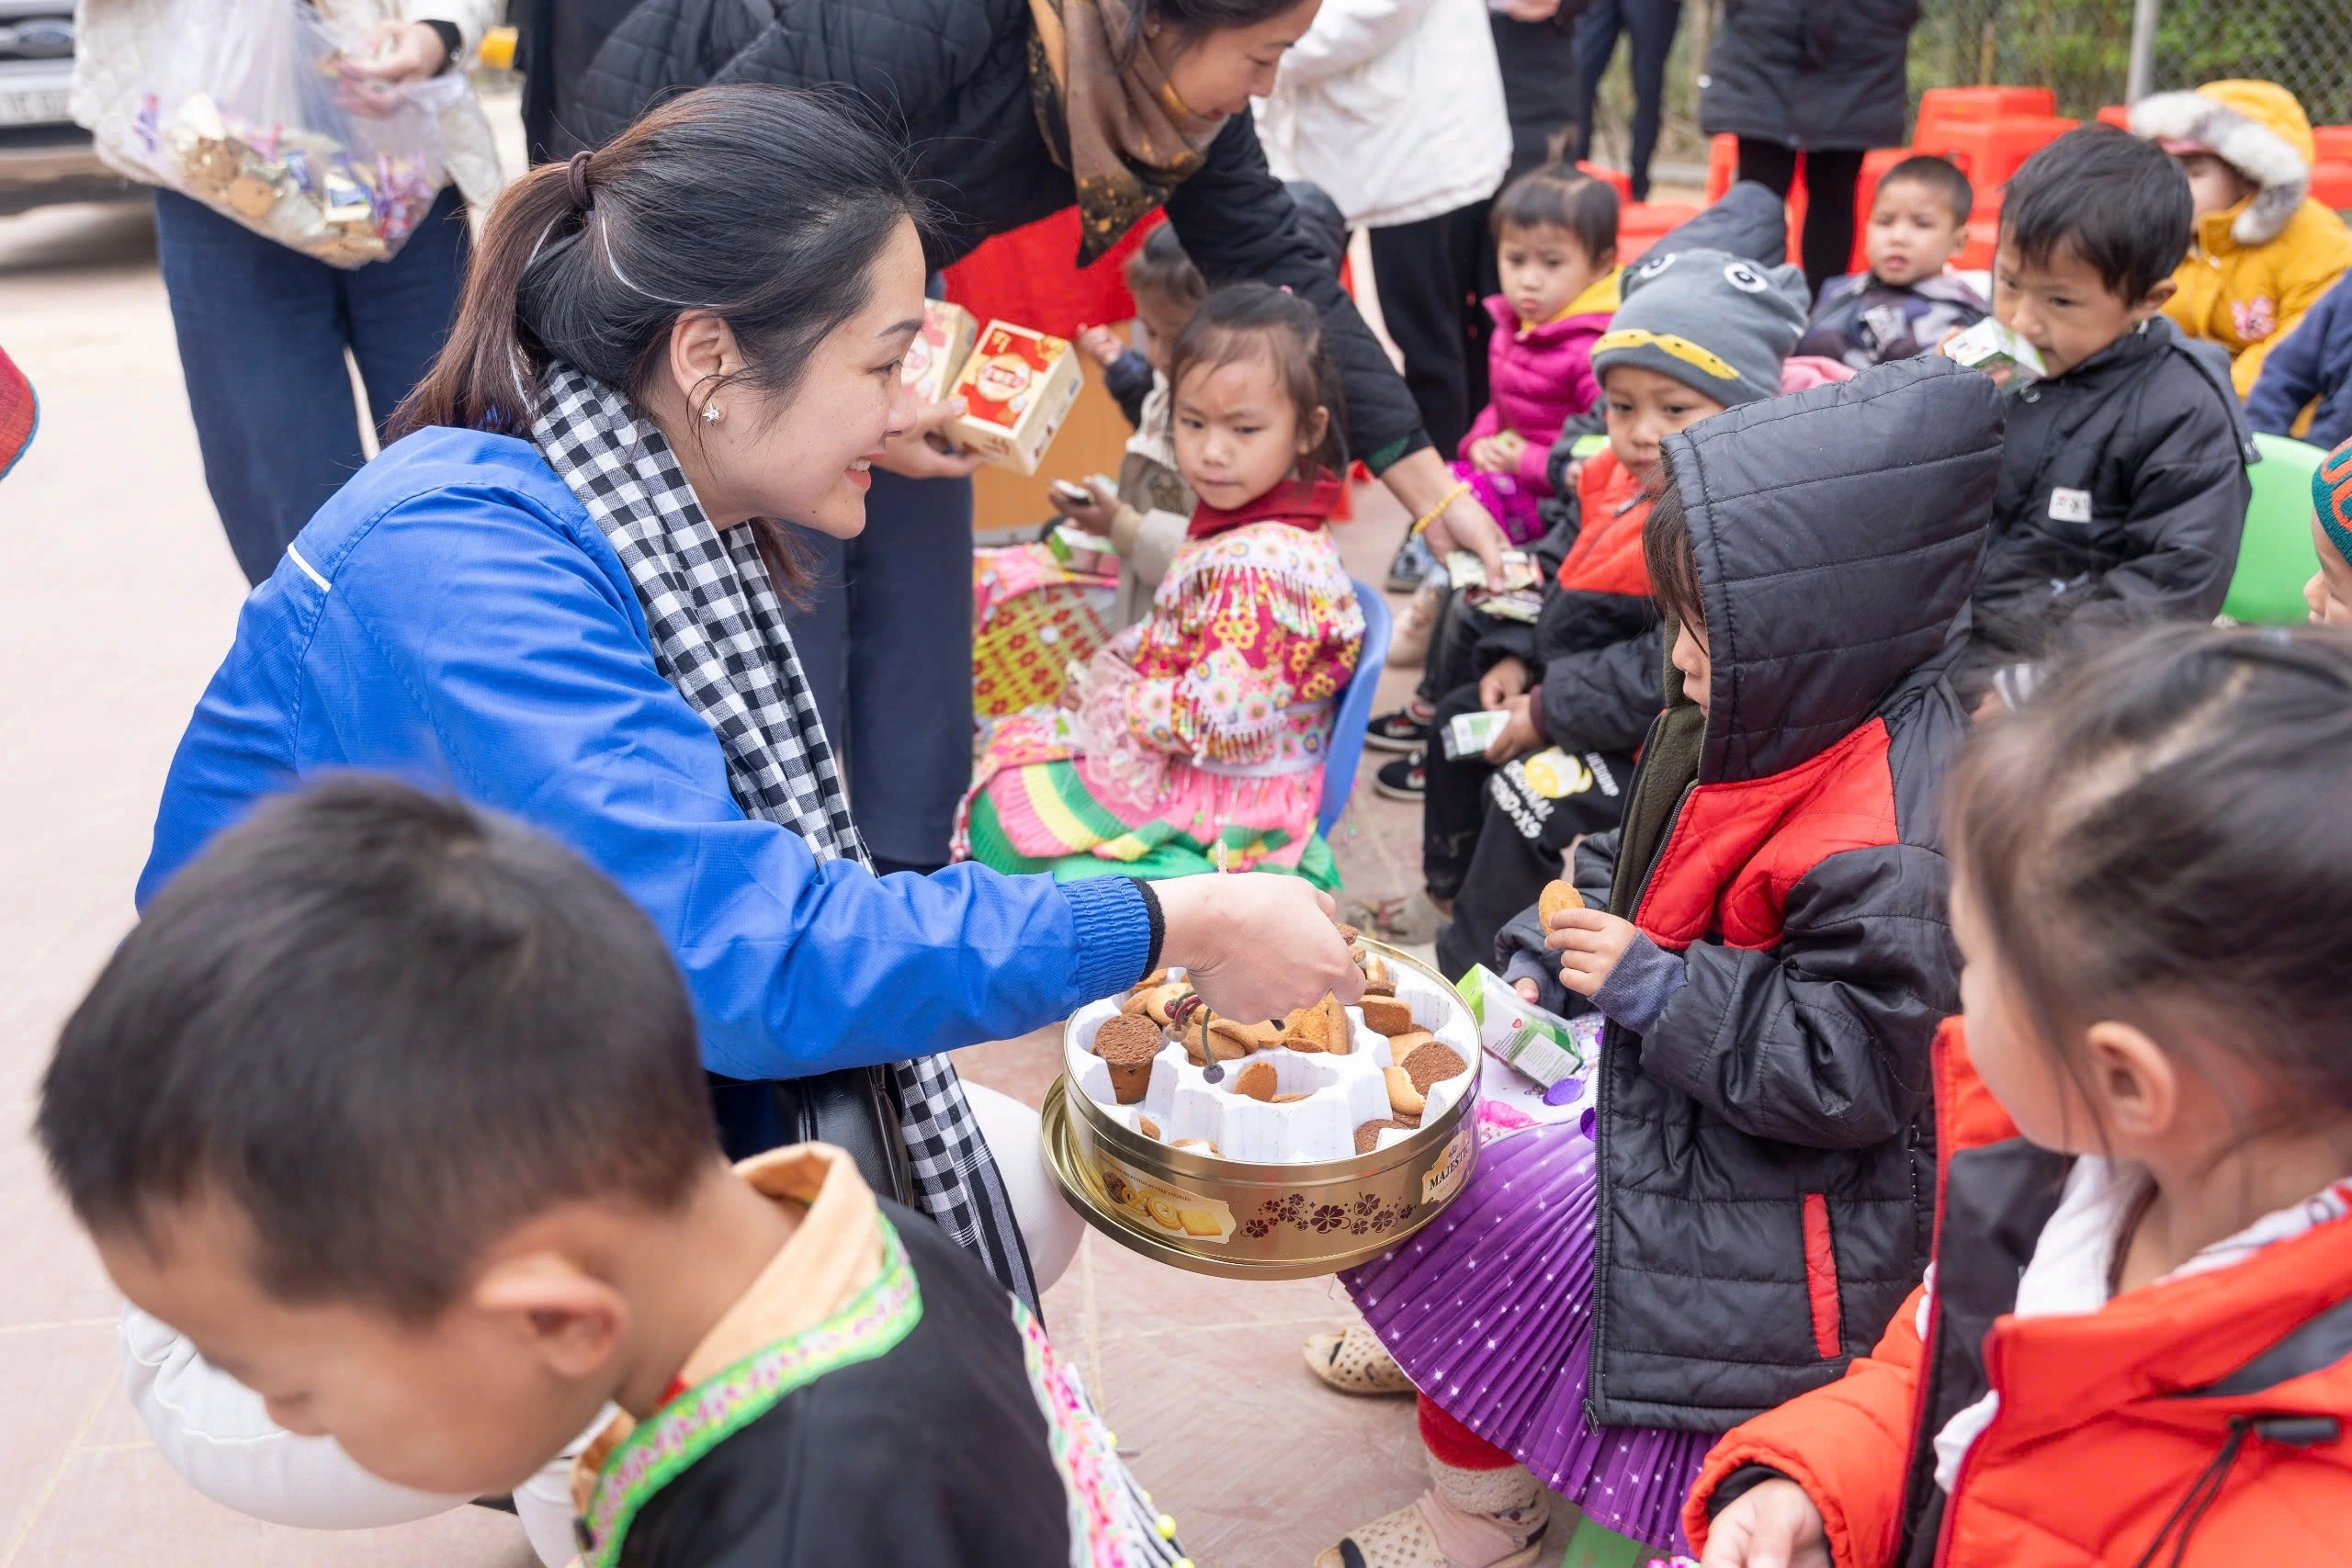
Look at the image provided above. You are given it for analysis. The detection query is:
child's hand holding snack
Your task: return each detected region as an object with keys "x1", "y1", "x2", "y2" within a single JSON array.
[
  {"x1": 1468, "y1": 431, "x2": 1527, "y2": 474},
  {"x1": 1482, "y1": 694, "x2": 1543, "y2": 762},
  {"x1": 1047, "y1": 475, "x2": 1120, "y2": 532},
  {"x1": 1545, "y1": 901, "x2": 1642, "y2": 997}
]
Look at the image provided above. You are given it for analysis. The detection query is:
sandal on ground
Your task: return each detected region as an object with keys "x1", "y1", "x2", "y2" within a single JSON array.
[
  {"x1": 1388, "y1": 583, "x2": 1443, "y2": 670},
  {"x1": 1339, "y1": 890, "x2": 1447, "y2": 946},
  {"x1": 1311, "y1": 1498, "x2": 1548, "y2": 1568},
  {"x1": 1303, "y1": 1325, "x2": 1415, "y2": 1395}
]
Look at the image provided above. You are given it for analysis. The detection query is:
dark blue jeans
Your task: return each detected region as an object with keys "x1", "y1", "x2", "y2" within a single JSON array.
[
  {"x1": 785, "y1": 467, "x2": 976, "y2": 872},
  {"x1": 1571, "y1": 0, "x2": 1684, "y2": 202},
  {"x1": 154, "y1": 186, "x2": 470, "y2": 585}
]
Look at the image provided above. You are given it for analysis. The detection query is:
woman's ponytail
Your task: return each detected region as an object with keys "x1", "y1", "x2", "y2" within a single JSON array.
[
  {"x1": 391, "y1": 158, "x2": 582, "y2": 437},
  {"x1": 390, "y1": 85, "x2": 931, "y2": 442}
]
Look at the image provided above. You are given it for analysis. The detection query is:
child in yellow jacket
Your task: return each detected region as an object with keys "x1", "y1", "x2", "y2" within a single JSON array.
[{"x1": 2132, "y1": 79, "x2": 2352, "y2": 397}]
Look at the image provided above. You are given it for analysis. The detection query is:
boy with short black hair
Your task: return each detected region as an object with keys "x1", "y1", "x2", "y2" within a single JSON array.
[
  {"x1": 1796, "y1": 154, "x2": 1989, "y2": 369},
  {"x1": 38, "y1": 776, "x2": 1178, "y2": 1568},
  {"x1": 1947, "y1": 124, "x2": 2254, "y2": 705}
]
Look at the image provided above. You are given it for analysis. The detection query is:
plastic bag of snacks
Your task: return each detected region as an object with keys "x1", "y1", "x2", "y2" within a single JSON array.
[{"x1": 124, "y1": 2, "x2": 463, "y2": 267}]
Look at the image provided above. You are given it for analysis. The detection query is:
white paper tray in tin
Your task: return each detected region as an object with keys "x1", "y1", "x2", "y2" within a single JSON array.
[{"x1": 1065, "y1": 964, "x2": 1478, "y2": 1164}]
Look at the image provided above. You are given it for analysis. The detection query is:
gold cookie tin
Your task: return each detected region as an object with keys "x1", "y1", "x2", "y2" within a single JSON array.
[{"x1": 1040, "y1": 941, "x2": 1482, "y2": 1280}]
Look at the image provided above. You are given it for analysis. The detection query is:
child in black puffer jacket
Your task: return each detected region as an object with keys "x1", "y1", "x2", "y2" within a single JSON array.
[{"x1": 1947, "y1": 126, "x2": 2255, "y2": 707}]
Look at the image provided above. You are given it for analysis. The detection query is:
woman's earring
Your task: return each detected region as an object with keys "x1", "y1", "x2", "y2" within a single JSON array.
[{"x1": 702, "y1": 403, "x2": 724, "y2": 424}]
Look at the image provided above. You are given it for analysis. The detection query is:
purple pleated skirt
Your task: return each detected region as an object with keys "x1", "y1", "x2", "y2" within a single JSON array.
[{"x1": 1341, "y1": 1117, "x2": 1713, "y2": 1553}]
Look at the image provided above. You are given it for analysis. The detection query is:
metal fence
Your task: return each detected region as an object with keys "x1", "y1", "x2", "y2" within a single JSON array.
[
  {"x1": 1912, "y1": 0, "x2": 2352, "y2": 126},
  {"x1": 1583, "y1": 0, "x2": 2352, "y2": 187}
]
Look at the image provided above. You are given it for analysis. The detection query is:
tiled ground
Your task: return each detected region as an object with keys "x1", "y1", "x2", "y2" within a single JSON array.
[{"x1": 0, "y1": 161, "x2": 1512, "y2": 1568}]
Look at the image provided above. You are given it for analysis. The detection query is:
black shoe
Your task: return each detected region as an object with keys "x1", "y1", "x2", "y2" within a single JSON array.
[
  {"x1": 1385, "y1": 534, "x2": 1437, "y2": 593},
  {"x1": 1364, "y1": 705, "x2": 1431, "y2": 753},
  {"x1": 1373, "y1": 751, "x2": 1427, "y2": 801}
]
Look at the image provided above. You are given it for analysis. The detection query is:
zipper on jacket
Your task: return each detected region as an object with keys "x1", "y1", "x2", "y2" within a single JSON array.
[{"x1": 1583, "y1": 771, "x2": 1698, "y2": 1424}]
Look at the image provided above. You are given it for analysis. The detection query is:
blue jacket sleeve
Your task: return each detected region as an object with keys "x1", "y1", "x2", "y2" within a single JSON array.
[
  {"x1": 2244, "y1": 278, "x2": 2340, "y2": 438},
  {"x1": 299, "y1": 488, "x2": 1150, "y2": 1079}
]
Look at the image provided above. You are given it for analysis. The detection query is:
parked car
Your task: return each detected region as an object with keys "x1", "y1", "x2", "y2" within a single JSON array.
[{"x1": 0, "y1": 1, "x2": 135, "y2": 215}]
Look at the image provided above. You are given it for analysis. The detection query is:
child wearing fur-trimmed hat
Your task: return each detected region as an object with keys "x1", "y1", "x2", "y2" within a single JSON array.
[{"x1": 2131, "y1": 79, "x2": 2352, "y2": 396}]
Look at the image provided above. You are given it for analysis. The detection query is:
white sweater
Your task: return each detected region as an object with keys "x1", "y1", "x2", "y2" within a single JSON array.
[
  {"x1": 71, "y1": 0, "x2": 504, "y2": 209},
  {"x1": 1252, "y1": 0, "x2": 1512, "y2": 231}
]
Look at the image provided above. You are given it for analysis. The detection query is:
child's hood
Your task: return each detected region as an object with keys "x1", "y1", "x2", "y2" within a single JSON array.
[
  {"x1": 2131, "y1": 80, "x2": 2315, "y2": 247},
  {"x1": 1659, "y1": 355, "x2": 2005, "y2": 785}
]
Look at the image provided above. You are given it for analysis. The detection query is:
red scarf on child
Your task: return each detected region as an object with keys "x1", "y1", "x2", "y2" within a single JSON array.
[{"x1": 1185, "y1": 472, "x2": 1344, "y2": 540}]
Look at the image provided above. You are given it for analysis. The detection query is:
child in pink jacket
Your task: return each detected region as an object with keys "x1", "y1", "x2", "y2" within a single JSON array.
[{"x1": 1457, "y1": 166, "x2": 1622, "y2": 544}]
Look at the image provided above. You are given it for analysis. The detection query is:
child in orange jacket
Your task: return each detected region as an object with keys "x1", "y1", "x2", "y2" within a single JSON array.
[{"x1": 1689, "y1": 620, "x2": 2352, "y2": 1568}]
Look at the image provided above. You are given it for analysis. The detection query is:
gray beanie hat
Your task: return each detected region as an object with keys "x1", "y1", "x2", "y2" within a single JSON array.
[{"x1": 1589, "y1": 246, "x2": 1810, "y2": 407}]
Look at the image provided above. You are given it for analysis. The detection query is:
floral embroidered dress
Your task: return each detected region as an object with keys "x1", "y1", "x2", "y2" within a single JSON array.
[{"x1": 959, "y1": 476, "x2": 1363, "y2": 887}]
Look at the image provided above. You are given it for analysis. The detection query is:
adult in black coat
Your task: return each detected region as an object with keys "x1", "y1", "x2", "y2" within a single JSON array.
[
  {"x1": 569, "y1": 0, "x2": 1507, "y2": 558},
  {"x1": 570, "y1": 0, "x2": 1513, "y2": 868},
  {"x1": 1700, "y1": 0, "x2": 1921, "y2": 294}
]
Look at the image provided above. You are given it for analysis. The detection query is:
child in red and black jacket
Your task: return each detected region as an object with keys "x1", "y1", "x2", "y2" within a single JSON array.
[
  {"x1": 1314, "y1": 357, "x2": 2003, "y2": 1567},
  {"x1": 1424, "y1": 245, "x2": 1813, "y2": 979}
]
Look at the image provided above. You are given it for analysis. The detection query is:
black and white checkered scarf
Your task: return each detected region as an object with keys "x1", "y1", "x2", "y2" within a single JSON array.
[{"x1": 531, "y1": 363, "x2": 1037, "y2": 1309}]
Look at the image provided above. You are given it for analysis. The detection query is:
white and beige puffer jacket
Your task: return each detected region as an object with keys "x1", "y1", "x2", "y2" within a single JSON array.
[
  {"x1": 71, "y1": 0, "x2": 503, "y2": 209},
  {"x1": 1251, "y1": 0, "x2": 1512, "y2": 231}
]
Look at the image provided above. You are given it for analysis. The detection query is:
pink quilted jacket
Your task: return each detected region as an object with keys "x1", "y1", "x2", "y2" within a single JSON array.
[{"x1": 1460, "y1": 283, "x2": 1617, "y2": 495}]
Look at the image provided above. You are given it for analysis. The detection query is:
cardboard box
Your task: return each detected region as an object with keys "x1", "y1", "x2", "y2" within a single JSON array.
[
  {"x1": 949, "y1": 320, "x2": 1084, "y2": 474},
  {"x1": 900, "y1": 299, "x2": 977, "y2": 406}
]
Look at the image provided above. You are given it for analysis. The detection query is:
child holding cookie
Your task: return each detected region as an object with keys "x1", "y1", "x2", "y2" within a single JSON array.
[
  {"x1": 1423, "y1": 246, "x2": 1817, "y2": 979},
  {"x1": 1310, "y1": 359, "x2": 2003, "y2": 1565},
  {"x1": 958, "y1": 283, "x2": 1364, "y2": 887}
]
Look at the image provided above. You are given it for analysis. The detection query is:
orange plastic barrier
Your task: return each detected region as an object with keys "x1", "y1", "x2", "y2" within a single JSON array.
[
  {"x1": 1913, "y1": 115, "x2": 2078, "y2": 201},
  {"x1": 1577, "y1": 161, "x2": 1634, "y2": 202},
  {"x1": 1620, "y1": 199, "x2": 1702, "y2": 258},
  {"x1": 1914, "y1": 85, "x2": 2058, "y2": 145}
]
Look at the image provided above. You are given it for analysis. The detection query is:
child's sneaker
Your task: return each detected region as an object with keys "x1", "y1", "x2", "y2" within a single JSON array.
[
  {"x1": 1304, "y1": 1324, "x2": 1415, "y2": 1395},
  {"x1": 1374, "y1": 752, "x2": 1427, "y2": 800},
  {"x1": 1389, "y1": 581, "x2": 1444, "y2": 669},
  {"x1": 1367, "y1": 701, "x2": 1434, "y2": 753},
  {"x1": 1314, "y1": 1455, "x2": 1552, "y2": 1568},
  {"x1": 1387, "y1": 532, "x2": 1439, "y2": 592}
]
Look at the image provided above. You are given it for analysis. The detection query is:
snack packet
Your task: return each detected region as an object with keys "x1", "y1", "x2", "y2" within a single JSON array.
[{"x1": 126, "y1": 2, "x2": 461, "y2": 267}]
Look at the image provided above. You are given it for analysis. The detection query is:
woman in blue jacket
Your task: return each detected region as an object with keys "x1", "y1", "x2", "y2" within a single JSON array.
[{"x1": 130, "y1": 83, "x2": 1362, "y2": 1562}]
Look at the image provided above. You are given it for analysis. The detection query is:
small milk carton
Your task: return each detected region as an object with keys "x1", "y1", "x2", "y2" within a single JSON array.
[
  {"x1": 899, "y1": 299, "x2": 978, "y2": 405},
  {"x1": 948, "y1": 319, "x2": 1084, "y2": 473},
  {"x1": 1455, "y1": 964, "x2": 1588, "y2": 1089},
  {"x1": 1943, "y1": 316, "x2": 2047, "y2": 384}
]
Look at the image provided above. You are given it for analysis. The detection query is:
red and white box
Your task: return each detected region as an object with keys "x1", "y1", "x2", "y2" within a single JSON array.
[
  {"x1": 900, "y1": 299, "x2": 977, "y2": 406},
  {"x1": 948, "y1": 319, "x2": 1083, "y2": 474}
]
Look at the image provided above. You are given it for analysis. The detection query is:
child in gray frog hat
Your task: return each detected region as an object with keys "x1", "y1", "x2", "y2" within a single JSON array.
[{"x1": 1589, "y1": 245, "x2": 1813, "y2": 422}]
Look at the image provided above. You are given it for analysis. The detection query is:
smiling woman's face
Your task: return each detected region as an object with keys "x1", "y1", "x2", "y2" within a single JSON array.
[
  {"x1": 1149, "y1": 0, "x2": 1322, "y2": 118},
  {"x1": 665, "y1": 216, "x2": 929, "y2": 539}
]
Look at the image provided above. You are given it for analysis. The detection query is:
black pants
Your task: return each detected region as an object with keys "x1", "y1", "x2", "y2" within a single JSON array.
[
  {"x1": 1432, "y1": 726, "x2": 1636, "y2": 980},
  {"x1": 1492, "y1": 13, "x2": 1583, "y2": 182},
  {"x1": 1369, "y1": 200, "x2": 1500, "y2": 460},
  {"x1": 785, "y1": 468, "x2": 975, "y2": 872},
  {"x1": 1572, "y1": 0, "x2": 1684, "y2": 201},
  {"x1": 1424, "y1": 681, "x2": 1506, "y2": 905},
  {"x1": 1736, "y1": 140, "x2": 1865, "y2": 298}
]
